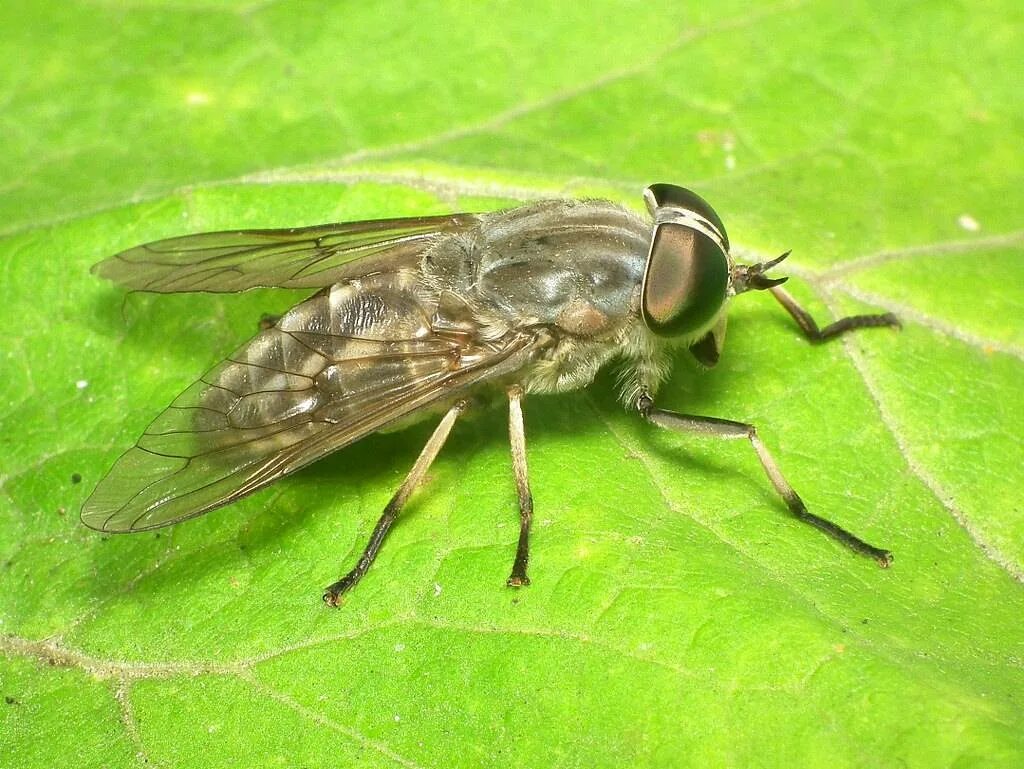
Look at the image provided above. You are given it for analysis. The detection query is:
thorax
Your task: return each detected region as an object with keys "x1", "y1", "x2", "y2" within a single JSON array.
[
  {"x1": 424, "y1": 198, "x2": 650, "y2": 334},
  {"x1": 421, "y1": 198, "x2": 667, "y2": 397}
]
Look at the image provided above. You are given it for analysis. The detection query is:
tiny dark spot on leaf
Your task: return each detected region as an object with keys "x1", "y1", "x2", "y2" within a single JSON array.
[
  {"x1": 71, "y1": 472, "x2": 82, "y2": 484},
  {"x1": 861, "y1": 618, "x2": 869, "y2": 624},
  {"x1": 5, "y1": 695, "x2": 20, "y2": 705}
]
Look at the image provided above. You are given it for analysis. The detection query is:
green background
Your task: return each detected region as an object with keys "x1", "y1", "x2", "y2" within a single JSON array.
[{"x1": 2, "y1": 1, "x2": 1022, "y2": 767}]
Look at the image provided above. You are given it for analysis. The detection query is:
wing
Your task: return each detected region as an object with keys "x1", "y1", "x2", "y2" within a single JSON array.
[
  {"x1": 82, "y1": 270, "x2": 539, "y2": 532},
  {"x1": 94, "y1": 213, "x2": 481, "y2": 292}
]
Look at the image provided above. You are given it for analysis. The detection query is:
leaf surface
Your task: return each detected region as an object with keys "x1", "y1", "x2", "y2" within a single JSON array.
[{"x1": 2, "y1": 2, "x2": 1022, "y2": 767}]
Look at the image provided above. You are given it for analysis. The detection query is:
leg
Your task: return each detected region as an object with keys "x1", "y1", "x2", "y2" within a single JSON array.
[
  {"x1": 323, "y1": 401, "x2": 466, "y2": 606},
  {"x1": 506, "y1": 385, "x2": 534, "y2": 587},
  {"x1": 769, "y1": 285, "x2": 899, "y2": 343},
  {"x1": 637, "y1": 394, "x2": 892, "y2": 567}
]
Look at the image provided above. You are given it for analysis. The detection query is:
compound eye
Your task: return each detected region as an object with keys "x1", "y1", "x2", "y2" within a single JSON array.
[
  {"x1": 643, "y1": 183, "x2": 730, "y2": 251},
  {"x1": 642, "y1": 223, "x2": 729, "y2": 337}
]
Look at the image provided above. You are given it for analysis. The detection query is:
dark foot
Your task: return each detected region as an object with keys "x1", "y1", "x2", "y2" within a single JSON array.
[
  {"x1": 322, "y1": 573, "x2": 360, "y2": 607},
  {"x1": 874, "y1": 550, "x2": 894, "y2": 568},
  {"x1": 811, "y1": 311, "x2": 901, "y2": 343},
  {"x1": 506, "y1": 573, "x2": 531, "y2": 588},
  {"x1": 790, "y1": 493, "x2": 894, "y2": 567}
]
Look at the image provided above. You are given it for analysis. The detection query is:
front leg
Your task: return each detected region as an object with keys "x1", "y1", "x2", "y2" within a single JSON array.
[
  {"x1": 506, "y1": 385, "x2": 534, "y2": 587},
  {"x1": 768, "y1": 285, "x2": 900, "y2": 343},
  {"x1": 636, "y1": 393, "x2": 892, "y2": 567},
  {"x1": 733, "y1": 253, "x2": 900, "y2": 342}
]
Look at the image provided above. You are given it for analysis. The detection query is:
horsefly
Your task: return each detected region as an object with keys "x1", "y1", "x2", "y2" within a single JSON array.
[{"x1": 82, "y1": 184, "x2": 900, "y2": 605}]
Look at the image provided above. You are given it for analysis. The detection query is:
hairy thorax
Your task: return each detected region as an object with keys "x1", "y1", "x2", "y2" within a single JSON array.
[{"x1": 420, "y1": 198, "x2": 672, "y2": 401}]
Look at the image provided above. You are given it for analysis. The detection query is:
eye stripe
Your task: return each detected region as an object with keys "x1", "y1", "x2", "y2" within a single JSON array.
[
  {"x1": 643, "y1": 183, "x2": 731, "y2": 252},
  {"x1": 652, "y1": 208, "x2": 727, "y2": 254}
]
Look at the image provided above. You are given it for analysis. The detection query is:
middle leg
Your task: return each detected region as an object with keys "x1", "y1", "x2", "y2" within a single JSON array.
[{"x1": 506, "y1": 385, "x2": 534, "y2": 587}]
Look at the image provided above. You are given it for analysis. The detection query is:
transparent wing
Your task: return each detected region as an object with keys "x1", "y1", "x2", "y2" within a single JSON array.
[
  {"x1": 82, "y1": 272, "x2": 537, "y2": 532},
  {"x1": 93, "y1": 213, "x2": 480, "y2": 292}
]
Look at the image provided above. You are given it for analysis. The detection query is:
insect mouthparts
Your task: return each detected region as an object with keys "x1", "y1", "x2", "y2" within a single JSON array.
[{"x1": 732, "y1": 250, "x2": 791, "y2": 294}]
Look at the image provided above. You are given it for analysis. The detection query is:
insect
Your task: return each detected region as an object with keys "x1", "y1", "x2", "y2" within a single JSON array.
[{"x1": 82, "y1": 183, "x2": 900, "y2": 605}]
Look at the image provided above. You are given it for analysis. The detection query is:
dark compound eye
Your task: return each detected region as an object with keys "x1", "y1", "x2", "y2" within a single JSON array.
[
  {"x1": 643, "y1": 183, "x2": 730, "y2": 252},
  {"x1": 641, "y1": 223, "x2": 729, "y2": 337}
]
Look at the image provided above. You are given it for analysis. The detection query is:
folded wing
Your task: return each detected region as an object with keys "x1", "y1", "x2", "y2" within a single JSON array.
[
  {"x1": 93, "y1": 213, "x2": 480, "y2": 292},
  {"x1": 82, "y1": 271, "x2": 537, "y2": 532}
]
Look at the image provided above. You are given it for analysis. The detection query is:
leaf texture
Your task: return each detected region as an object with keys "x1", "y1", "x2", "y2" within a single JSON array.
[{"x1": 1, "y1": 2, "x2": 1022, "y2": 768}]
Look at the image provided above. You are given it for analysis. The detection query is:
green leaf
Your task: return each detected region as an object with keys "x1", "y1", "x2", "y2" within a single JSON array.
[{"x1": 3, "y1": 2, "x2": 1022, "y2": 767}]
